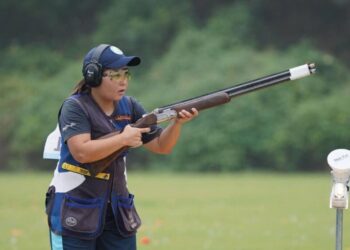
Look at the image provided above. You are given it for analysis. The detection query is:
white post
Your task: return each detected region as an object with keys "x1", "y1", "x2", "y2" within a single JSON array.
[{"x1": 336, "y1": 208, "x2": 343, "y2": 250}]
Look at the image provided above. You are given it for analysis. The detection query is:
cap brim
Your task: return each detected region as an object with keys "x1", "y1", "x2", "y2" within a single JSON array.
[
  {"x1": 126, "y1": 56, "x2": 141, "y2": 66},
  {"x1": 107, "y1": 56, "x2": 141, "y2": 69}
]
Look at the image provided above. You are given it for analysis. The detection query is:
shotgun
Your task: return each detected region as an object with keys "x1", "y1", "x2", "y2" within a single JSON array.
[{"x1": 88, "y1": 63, "x2": 316, "y2": 175}]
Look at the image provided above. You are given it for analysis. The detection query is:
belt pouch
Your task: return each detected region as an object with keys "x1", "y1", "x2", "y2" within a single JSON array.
[
  {"x1": 61, "y1": 194, "x2": 104, "y2": 237},
  {"x1": 112, "y1": 193, "x2": 141, "y2": 237}
]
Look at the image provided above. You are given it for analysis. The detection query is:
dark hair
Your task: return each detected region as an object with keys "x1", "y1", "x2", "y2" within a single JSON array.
[{"x1": 71, "y1": 79, "x2": 91, "y2": 95}]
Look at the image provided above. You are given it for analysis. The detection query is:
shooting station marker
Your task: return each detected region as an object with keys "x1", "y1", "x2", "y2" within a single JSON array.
[{"x1": 328, "y1": 148, "x2": 350, "y2": 250}]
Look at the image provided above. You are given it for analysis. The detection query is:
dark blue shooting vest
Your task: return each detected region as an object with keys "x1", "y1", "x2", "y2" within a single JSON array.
[{"x1": 45, "y1": 94, "x2": 141, "y2": 240}]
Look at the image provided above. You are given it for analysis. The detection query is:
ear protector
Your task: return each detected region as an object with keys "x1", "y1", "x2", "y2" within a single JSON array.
[{"x1": 82, "y1": 44, "x2": 110, "y2": 87}]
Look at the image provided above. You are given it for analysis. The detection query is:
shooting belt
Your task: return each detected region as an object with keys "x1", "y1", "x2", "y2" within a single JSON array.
[{"x1": 62, "y1": 162, "x2": 110, "y2": 180}]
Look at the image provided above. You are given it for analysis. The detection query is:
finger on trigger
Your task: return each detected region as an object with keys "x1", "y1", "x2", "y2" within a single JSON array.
[{"x1": 140, "y1": 127, "x2": 151, "y2": 133}]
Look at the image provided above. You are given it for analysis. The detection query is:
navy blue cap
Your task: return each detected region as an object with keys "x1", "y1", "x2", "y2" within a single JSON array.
[{"x1": 83, "y1": 45, "x2": 141, "y2": 70}]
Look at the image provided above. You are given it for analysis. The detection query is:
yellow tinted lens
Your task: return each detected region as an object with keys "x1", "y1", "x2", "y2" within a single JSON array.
[
  {"x1": 110, "y1": 71, "x2": 131, "y2": 81},
  {"x1": 112, "y1": 73, "x2": 122, "y2": 80}
]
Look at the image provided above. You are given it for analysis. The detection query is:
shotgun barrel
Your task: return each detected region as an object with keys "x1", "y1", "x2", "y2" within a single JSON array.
[{"x1": 156, "y1": 63, "x2": 316, "y2": 113}]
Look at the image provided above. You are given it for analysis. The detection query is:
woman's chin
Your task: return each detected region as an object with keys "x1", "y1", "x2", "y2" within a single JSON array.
[{"x1": 112, "y1": 94, "x2": 124, "y2": 101}]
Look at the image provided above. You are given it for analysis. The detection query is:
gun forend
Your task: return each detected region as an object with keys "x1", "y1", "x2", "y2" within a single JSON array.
[{"x1": 155, "y1": 91, "x2": 231, "y2": 115}]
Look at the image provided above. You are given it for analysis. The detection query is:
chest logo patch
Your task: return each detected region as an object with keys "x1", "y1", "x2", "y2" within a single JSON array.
[{"x1": 115, "y1": 115, "x2": 131, "y2": 121}]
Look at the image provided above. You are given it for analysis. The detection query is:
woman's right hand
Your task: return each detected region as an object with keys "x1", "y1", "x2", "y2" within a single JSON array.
[{"x1": 120, "y1": 125, "x2": 151, "y2": 148}]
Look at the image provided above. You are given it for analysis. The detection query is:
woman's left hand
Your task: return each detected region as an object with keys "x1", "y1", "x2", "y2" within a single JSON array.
[{"x1": 175, "y1": 108, "x2": 199, "y2": 125}]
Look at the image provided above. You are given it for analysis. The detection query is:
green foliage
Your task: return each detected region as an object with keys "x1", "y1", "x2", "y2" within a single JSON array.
[
  {"x1": 267, "y1": 87, "x2": 350, "y2": 171},
  {"x1": 0, "y1": 61, "x2": 81, "y2": 170},
  {"x1": 93, "y1": 0, "x2": 191, "y2": 69},
  {"x1": 1, "y1": 45, "x2": 66, "y2": 77},
  {"x1": 206, "y1": 2, "x2": 256, "y2": 47}
]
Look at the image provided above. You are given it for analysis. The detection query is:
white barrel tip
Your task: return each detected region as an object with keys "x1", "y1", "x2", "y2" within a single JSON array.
[{"x1": 289, "y1": 64, "x2": 313, "y2": 80}]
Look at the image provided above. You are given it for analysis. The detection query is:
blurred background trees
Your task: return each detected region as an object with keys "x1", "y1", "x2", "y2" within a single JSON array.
[{"x1": 0, "y1": 0, "x2": 349, "y2": 171}]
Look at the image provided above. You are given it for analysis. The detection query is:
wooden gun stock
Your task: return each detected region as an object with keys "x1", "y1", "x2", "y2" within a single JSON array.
[{"x1": 88, "y1": 114, "x2": 158, "y2": 176}]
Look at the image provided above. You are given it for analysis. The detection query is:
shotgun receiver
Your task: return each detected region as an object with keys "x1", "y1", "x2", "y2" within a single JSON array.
[{"x1": 88, "y1": 63, "x2": 316, "y2": 175}]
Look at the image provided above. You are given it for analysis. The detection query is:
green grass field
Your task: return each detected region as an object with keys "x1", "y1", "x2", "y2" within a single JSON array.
[{"x1": 0, "y1": 172, "x2": 347, "y2": 250}]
